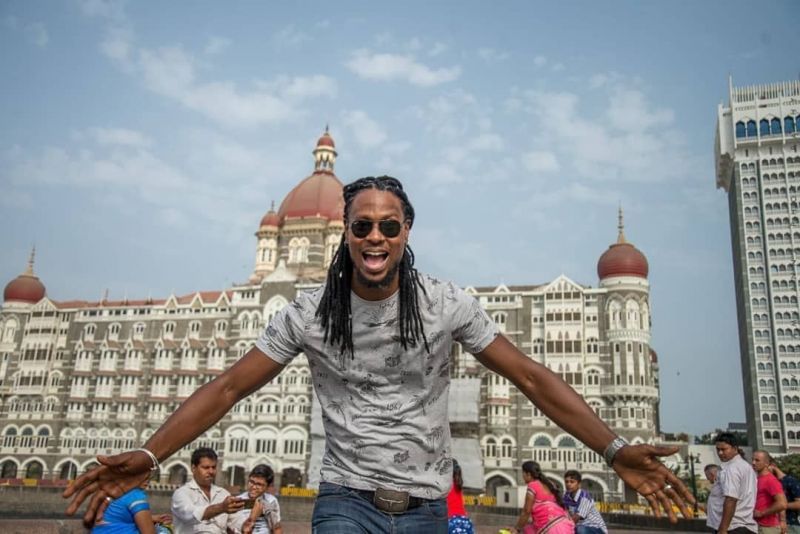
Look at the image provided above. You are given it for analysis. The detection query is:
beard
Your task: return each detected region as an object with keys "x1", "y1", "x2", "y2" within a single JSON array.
[{"x1": 355, "y1": 258, "x2": 401, "y2": 289}]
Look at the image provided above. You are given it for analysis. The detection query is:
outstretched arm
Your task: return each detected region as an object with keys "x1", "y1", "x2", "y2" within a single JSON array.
[
  {"x1": 475, "y1": 335, "x2": 694, "y2": 521},
  {"x1": 63, "y1": 347, "x2": 284, "y2": 525}
]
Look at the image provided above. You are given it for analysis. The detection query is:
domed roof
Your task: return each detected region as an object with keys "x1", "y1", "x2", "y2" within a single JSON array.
[
  {"x1": 277, "y1": 172, "x2": 344, "y2": 222},
  {"x1": 259, "y1": 202, "x2": 280, "y2": 228},
  {"x1": 4, "y1": 249, "x2": 46, "y2": 304},
  {"x1": 597, "y1": 209, "x2": 649, "y2": 280},
  {"x1": 317, "y1": 130, "x2": 335, "y2": 148}
]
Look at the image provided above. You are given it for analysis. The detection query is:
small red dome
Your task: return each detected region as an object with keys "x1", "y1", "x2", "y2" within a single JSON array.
[
  {"x1": 317, "y1": 132, "x2": 335, "y2": 148},
  {"x1": 4, "y1": 273, "x2": 46, "y2": 304},
  {"x1": 260, "y1": 209, "x2": 280, "y2": 228},
  {"x1": 277, "y1": 172, "x2": 344, "y2": 222},
  {"x1": 597, "y1": 241, "x2": 649, "y2": 279}
]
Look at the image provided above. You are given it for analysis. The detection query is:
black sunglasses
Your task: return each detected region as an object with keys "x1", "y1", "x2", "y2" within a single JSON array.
[{"x1": 350, "y1": 219, "x2": 404, "y2": 239}]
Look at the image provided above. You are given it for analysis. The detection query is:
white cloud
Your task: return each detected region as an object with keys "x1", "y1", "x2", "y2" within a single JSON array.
[
  {"x1": 277, "y1": 75, "x2": 338, "y2": 100},
  {"x1": 101, "y1": 26, "x2": 134, "y2": 66},
  {"x1": 521, "y1": 151, "x2": 560, "y2": 173},
  {"x1": 204, "y1": 36, "x2": 231, "y2": 55},
  {"x1": 533, "y1": 55, "x2": 547, "y2": 67},
  {"x1": 428, "y1": 42, "x2": 447, "y2": 57},
  {"x1": 469, "y1": 133, "x2": 504, "y2": 151},
  {"x1": 90, "y1": 128, "x2": 153, "y2": 148},
  {"x1": 25, "y1": 22, "x2": 48, "y2": 47},
  {"x1": 406, "y1": 37, "x2": 423, "y2": 51},
  {"x1": 315, "y1": 20, "x2": 331, "y2": 29},
  {"x1": 478, "y1": 47, "x2": 509, "y2": 62},
  {"x1": 519, "y1": 82, "x2": 688, "y2": 183},
  {"x1": 606, "y1": 88, "x2": 674, "y2": 132},
  {"x1": 273, "y1": 25, "x2": 309, "y2": 47},
  {"x1": 342, "y1": 110, "x2": 387, "y2": 148},
  {"x1": 345, "y1": 49, "x2": 461, "y2": 87},
  {"x1": 77, "y1": 0, "x2": 127, "y2": 22},
  {"x1": 131, "y1": 46, "x2": 335, "y2": 128}
]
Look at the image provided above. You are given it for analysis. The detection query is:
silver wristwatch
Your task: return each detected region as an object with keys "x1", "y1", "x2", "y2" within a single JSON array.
[{"x1": 603, "y1": 436, "x2": 629, "y2": 466}]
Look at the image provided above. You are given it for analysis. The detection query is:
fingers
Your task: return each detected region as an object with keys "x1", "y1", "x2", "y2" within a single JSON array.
[
  {"x1": 664, "y1": 486, "x2": 692, "y2": 520},
  {"x1": 82, "y1": 489, "x2": 110, "y2": 527},
  {"x1": 63, "y1": 470, "x2": 97, "y2": 499},
  {"x1": 648, "y1": 445, "x2": 680, "y2": 457},
  {"x1": 644, "y1": 492, "x2": 661, "y2": 518},
  {"x1": 664, "y1": 471, "x2": 696, "y2": 505},
  {"x1": 656, "y1": 489, "x2": 678, "y2": 523},
  {"x1": 66, "y1": 480, "x2": 98, "y2": 515}
]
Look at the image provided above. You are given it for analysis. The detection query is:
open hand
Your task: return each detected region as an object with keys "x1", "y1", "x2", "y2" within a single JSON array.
[
  {"x1": 612, "y1": 444, "x2": 695, "y2": 522},
  {"x1": 62, "y1": 450, "x2": 153, "y2": 527}
]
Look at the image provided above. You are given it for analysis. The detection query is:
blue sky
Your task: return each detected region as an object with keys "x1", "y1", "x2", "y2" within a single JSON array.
[{"x1": 1, "y1": 0, "x2": 798, "y2": 435}]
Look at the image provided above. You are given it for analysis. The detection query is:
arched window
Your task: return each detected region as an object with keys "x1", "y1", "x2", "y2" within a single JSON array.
[
  {"x1": 59, "y1": 461, "x2": 78, "y2": 480},
  {"x1": 747, "y1": 120, "x2": 757, "y2": 137},
  {"x1": 771, "y1": 118, "x2": 782, "y2": 135},
  {"x1": 787, "y1": 116, "x2": 797, "y2": 134},
  {"x1": 288, "y1": 237, "x2": 310, "y2": 264},
  {"x1": 25, "y1": 461, "x2": 43, "y2": 480},
  {"x1": 736, "y1": 121, "x2": 746, "y2": 138},
  {"x1": 761, "y1": 119, "x2": 770, "y2": 136},
  {"x1": 168, "y1": 464, "x2": 188, "y2": 485},
  {"x1": 1, "y1": 460, "x2": 17, "y2": 478}
]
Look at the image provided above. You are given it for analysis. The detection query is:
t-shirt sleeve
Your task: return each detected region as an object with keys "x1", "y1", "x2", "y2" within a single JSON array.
[
  {"x1": 447, "y1": 282, "x2": 499, "y2": 354},
  {"x1": 768, "y1": 475, "x2": 785, "y2": 497},
  {"x1": 255, "y1": 293, "x2": 311, "y2": 364},
  {"x1": 577, "y1": 491, "x2": 595, "y2": 518},
  {"x1": 127, "y1": 488, "x2": 150, "y2": 516}
]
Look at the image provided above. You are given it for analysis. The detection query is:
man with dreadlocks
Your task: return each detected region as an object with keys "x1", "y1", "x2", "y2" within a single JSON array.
[{"x1": 65, "y1": 176, "x2": 694, "y2": 532}]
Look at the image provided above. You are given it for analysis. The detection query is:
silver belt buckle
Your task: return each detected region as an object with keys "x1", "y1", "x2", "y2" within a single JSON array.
[{"x1": 373, "y1": 487, "x2": 410, "y2": 514}]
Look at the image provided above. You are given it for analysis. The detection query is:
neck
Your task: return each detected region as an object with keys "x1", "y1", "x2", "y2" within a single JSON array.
[{"x1": 351, "y1": 274, "x2": 399, "y2": 301}]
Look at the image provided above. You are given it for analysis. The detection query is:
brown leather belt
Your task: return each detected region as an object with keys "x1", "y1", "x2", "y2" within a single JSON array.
[{"x1": 352, "y1": 486, "x2": 427, "y2": 514}]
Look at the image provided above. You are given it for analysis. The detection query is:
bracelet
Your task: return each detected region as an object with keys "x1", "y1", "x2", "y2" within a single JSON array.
[
  {"x1": 135, "y1": 448, "x2": 160, "y2": 472},
  {"x1": 603, "y1": 436, "x2": 629, "y2": 467}
]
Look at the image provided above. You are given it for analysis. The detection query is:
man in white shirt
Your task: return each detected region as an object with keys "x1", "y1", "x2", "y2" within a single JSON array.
[
  {"x1": 705, "y1": 464, "x2": 723, "y2": 532},
  {"x1": 715, "y1": 433, "x2": 758, "y2": 534},
  {"x1": 171, "y1": 447, "x2": 244, "y2": 533}
]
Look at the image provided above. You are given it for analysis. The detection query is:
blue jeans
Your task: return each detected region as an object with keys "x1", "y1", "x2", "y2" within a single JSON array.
[{"x1": 312, "y1": 482, "x2": 448, "y2": 533}]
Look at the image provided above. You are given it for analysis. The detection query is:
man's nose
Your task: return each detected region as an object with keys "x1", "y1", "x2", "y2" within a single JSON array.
[{"x1": 366, "y1": 224, "x2": 384, "y2": 241}]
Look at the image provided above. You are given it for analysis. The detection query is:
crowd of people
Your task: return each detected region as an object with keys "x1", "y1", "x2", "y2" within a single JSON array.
[
  {"x1": 704, "y1": 432, "x2": 800, "y2": 534},
  {"x1": 90, "y1": 447, "x2": 282, "y2": 534}
]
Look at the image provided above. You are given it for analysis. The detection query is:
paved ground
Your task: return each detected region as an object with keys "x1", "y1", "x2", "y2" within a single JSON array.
[{"x1": 0, "y1": 520, "x2": 698, "y2": 533}]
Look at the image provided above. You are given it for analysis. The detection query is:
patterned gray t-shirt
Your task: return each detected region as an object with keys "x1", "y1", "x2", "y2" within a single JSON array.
[{"x1": 255, "y1": 273, "x2": 499, "y2": 499}]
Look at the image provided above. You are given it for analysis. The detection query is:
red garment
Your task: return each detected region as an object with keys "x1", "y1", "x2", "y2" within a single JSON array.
[
  {"x1": 755, "y1": 472, "x2": 784, "y2": 527},
  {"x1": 447, "y1": 486, "x2": 467, "y2": 518}
]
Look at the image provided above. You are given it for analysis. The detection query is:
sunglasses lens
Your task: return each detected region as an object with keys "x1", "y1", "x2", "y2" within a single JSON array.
[
  {"x1": 379, "y1": 220, "x2": 402, "y2": 237},
  {"x1": 351, "y1": 220, "x2": 373, "y2": 238}
]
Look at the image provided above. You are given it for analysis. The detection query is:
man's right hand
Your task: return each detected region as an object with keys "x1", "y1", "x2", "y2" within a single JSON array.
[
  {"x1": 219, "y1": 496, "x2": 246, "y2": 515},
  {"x1": 62, "y1": 450, "x2": 154, "y2": 526}
]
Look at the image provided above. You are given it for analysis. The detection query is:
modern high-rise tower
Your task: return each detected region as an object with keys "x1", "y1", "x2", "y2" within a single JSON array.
[{"x1": 715, "y1": 77, "x2": 800, "y2": 453}]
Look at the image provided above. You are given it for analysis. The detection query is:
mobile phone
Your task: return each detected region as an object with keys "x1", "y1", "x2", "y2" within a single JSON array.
[{"x1": 242, "y1": 498, "x2": 256, "y2": 509}]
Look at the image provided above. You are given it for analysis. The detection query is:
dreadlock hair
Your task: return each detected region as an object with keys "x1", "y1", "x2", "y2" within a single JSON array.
[
  {"x1": 316, "y1": 176, "x2": 430, "y2": 358},
  {"x1": 522, "y1": 460, "x2": 565, "y2": 509}
]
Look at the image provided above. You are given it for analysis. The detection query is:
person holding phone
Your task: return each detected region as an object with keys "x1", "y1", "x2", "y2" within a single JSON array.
[
  {"x1": 231, "y1": 464, "x2": 282, "y2": 534},
  {"x1": 170, "y1": 448, "x2": 244, "y2": 534}
]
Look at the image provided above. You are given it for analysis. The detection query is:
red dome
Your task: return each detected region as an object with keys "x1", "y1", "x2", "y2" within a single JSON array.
[
  {"x1": 597, "y1": 242, "x2": 649, "y2": 279},
  {"x1": 259, "y1": 209, "x2": 280, "y2": 228},
  {"x1": 317, "y1": 132, "x2": 335, "y2": 148},
  {"x1": 277, "y1": 172, "x2": 344, "y2": 222},
  {"x1": 4, "y1": 273, "x2": 46, "y2": 304}
]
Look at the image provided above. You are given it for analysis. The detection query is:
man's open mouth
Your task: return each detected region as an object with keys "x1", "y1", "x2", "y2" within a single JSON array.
[{"x1": 363, "y1": 251, "x2": 389, "y2": 272}]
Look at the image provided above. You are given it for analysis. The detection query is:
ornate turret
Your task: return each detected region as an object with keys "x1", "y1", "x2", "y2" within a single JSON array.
[{"x1": 3, "y1": 248, "x2": 46, "y2": 304}]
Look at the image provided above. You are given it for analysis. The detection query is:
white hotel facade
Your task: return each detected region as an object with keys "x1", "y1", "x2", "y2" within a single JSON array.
[
  {"x1": 0, "y1": 130, "x2": 661, "y2": 501},
  {"x1": 716, "y1": 78, "x2": 800, "y2": 453}
]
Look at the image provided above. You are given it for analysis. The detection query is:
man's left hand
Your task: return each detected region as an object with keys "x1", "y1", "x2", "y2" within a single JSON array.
[{"x1": 611, "y1": 444, "x2": 695, "y2": 522}]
